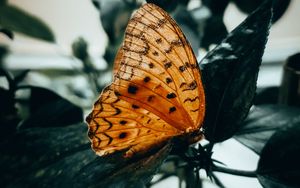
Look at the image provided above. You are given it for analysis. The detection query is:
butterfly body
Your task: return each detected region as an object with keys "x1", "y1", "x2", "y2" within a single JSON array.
[{"x1": 86, "y1": 3, "x2": 205, "y2": 158}]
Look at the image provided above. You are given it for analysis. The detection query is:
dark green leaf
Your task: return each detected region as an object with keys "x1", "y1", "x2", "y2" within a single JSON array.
[
  {"x1": 7, "y1": 106, "x2": 166, "y2": 186},
  {"x1": 18, "y1": 86, "x2": 83, "y2": 129},
  {"x1": 0, "y1": 28, "x2": 13, "y2": 39},
  {"x1": 0, "y1": 5, "x2": 55, "y2": 42},
  {"x1": 0, "y1": 123, "x2": 92, "y2": 187},
  {"x1": 257, "y1": 121, "x2": 300, "y2": 188},
  {"x1": 0, "y1": 0, "x2": 7, "y2": 6},
  {"x1": 200, "y1": 1, "x2": 272, "y2": 142},
  {"x1": 235, "y1": 105, "x2": 300, "y2": 154},
  {"x1": 77, "y1": 144, "x2": 171, "y2": 188}
]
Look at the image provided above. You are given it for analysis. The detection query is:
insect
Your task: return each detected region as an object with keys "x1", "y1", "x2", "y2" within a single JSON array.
[{"x1": 86, "y1": 3, "x2": 205, "y2": 158}]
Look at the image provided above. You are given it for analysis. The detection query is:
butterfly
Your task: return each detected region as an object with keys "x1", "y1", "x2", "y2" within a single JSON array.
[{"x1": 86, "y1": 3, "x2": 205, "y2": 158}]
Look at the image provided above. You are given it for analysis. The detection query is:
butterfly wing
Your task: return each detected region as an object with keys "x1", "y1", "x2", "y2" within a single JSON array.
[
  {"x1": 113, "y1": 47, "x2": 124, "y2": 75},
  {"x1": 86, "y1": 87, "x2": 179, "y2": 157},
  {"x1": 87, "y1": 3, "x2": 205, "y2": 158}
]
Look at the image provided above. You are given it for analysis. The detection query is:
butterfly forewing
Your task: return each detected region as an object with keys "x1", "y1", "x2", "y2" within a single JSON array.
[{"x1": 87, "y1": 3, "x2": 205, "y2": 158}]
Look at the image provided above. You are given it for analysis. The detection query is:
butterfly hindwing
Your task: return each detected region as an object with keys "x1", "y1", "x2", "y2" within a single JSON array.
[{"x1": 87, "y1": 86, "x2": 179, "y2": 157}]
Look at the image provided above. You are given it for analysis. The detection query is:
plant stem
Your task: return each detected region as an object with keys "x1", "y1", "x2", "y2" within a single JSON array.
[
  {"x1": 212, "y1": 165, "x2": 257, "y2": 177},
  {"x1": 211, "y1": 173, "x2": 226, "y2": 188},
  {"x1": 182, "y1": 165, "x2": 202, "y2": 188}
]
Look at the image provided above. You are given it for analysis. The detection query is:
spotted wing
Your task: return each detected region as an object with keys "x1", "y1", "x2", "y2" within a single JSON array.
[
  {"x1": 87, "y1": 3, "x2": 205, "y2": 158},
  {"x1": 86, "y1": 87, "x2": 180, "y2": 157},
  {"x1": 115, "y1": 3, "x2": 205, "y2": 130}
]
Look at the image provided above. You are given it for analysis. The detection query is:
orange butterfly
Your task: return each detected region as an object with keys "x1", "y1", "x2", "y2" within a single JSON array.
[{"x1": 86, "y1": 3, "x2": 205, "y2": 158}]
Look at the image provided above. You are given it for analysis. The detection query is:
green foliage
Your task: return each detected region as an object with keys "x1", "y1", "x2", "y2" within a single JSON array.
[{"x1": 0, "y1": 4, "x2": 55, "y2": 42}]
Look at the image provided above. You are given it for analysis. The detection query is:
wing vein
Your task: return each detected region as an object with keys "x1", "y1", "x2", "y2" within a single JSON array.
[
  {"x1": 111, "y1": 83, "x2": 187, "y2": 131},
  {"x1": 117, "y1": 63, "x2": 176, "y2": 92},
  {"x1": 96, "y1": 116, "x2": 175, "y2": 133},
  {"x1": 121, "y1": 53, "x2": 178, "y2": 91},
  {"x1": 99, "y1": 133, "x2": 170, "y2": 149},
  {"x1": 111, "y1": 80, "x2": 180, "y2": 110},
  {"x1": 145, "y1": 4, "x2": 198, "y2": 79},
  {"x1": 126, "y1": 20, "x2": 194, "y2": 80}
]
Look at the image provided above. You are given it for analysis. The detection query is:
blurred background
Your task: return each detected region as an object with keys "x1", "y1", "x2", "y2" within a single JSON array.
[{"x1": 1, "y1": 0, "x2": 299, "y2": 187}]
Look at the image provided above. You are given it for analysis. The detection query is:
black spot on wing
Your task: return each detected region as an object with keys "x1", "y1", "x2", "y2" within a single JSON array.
[
  {"x1": 152, "y1": 51, "x2": 159, "y2": 56},
  {"x1": 119, "y1": 132, "x2": 127, "y2": 139},
  {"x1": 147, "y1": 95, "x2": 155, "y2": 102},
  {"x1": 149, "y1": 62, "x2": 154, "y2": 68},
  {"x1": 169, "y1": 106, "x2": 176, "y2": 113},
  {"x1": 164, "y1": 61, "x2": 172, "y2": 69},
  {"x1": 128, "y1": 84, "x2": 138, "y2": 94},
  {"x1": 132, "y1": 104, "x2": 139, "y2": 109},
  {"x1": 166, "y1": 77, "x2": 172, "y2": 84},
  {"x1": 156, "y1": 38, "x2": 162, "y2": 44},
  {"x1": 179, "y1": 65, "x2": 186, "y2": 72},
  {"x1": 164, "y1": 46, "x2": 172, "y2": 53},
  {"x1": 120, "y1": 120, "x2": 127, "y2": 125},
  {"x1": 143, "y1": 76, "x2": 151, "y2": 83},
  {"x1": 166, "y1": 93, "x2": 177, "y2": 99},
  {"x1": 171, "y1": 39, "x2": 182, "y2": 46}
]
